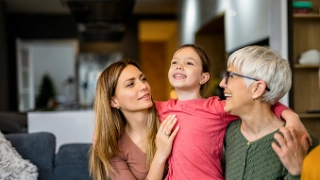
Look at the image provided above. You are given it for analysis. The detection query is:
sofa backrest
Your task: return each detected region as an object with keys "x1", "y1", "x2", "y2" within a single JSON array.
[
  {"x1": 5, "y1": 132, "x2": 56, "y2": 180},
  {"x1": 54, "y1": 143, "x2": 92, "y2": 180}
]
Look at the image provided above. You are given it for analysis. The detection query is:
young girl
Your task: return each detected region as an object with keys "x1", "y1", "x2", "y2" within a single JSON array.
[{"x1": 155, "y1": 44, "x2": 309, "y2": 179}]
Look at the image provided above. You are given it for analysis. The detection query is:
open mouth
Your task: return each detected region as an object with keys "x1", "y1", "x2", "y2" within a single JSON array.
[
  {"x1": 173, "y1": 74, "x2": 186, "y2": 79},
  {"x1": 138, "y1": 93, "x2": 150, "y2": 100},
  {"x1": 224, "y1": 93, "x2": 232, "y2": 100}
]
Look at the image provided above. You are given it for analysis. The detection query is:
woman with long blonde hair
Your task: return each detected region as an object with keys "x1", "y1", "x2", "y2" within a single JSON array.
[{"x1": 89, "y1": 59, "x2": 179, "y2": 180}]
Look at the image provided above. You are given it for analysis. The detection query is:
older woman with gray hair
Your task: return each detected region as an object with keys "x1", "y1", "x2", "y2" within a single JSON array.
[{"x1": 220, "y1": 46, "x2": 318, "y2": 179}]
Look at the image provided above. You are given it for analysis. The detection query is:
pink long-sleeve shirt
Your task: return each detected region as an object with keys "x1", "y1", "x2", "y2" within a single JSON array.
[{"x1": 155, "y1": 97, "x2": 286, "y2": 180}]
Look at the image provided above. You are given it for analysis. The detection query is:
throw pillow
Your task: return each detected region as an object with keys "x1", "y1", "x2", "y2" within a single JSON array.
[{"x1": 0, "y1": 131, "x2": 38, "y2": 180}]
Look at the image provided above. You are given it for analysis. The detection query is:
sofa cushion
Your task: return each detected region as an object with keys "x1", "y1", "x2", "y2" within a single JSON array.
[
  {"x1": 54, "y1": 143, "x2": 92, "y2": 180},
  {"x1": 0, "y1": 131, "x2": 38, "y2": 180},
  {"x1": 5, "y1": 132, "x2": 56, "y2": 180}
]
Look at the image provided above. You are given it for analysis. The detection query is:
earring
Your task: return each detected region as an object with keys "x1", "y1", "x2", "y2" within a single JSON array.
[
  {"x1": 117, "y1": 106, "x2": 120, "y2": 110},
  {"x1": 252, "y1": 95, "x2": 257, "y2": 99}
]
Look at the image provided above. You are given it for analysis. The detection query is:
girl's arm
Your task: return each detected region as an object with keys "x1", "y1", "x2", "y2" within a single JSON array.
[
  {"x1": 215, "y1": 97, "x2": 239, "y2": 122},
  {"x1": 272, "y1": 102, "x2": 312, "y2": 146},
  {"x1": 147, "y1": 114, "x2": 179, "y2": 180}
]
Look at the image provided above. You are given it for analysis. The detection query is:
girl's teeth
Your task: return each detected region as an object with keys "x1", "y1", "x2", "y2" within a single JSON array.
[{"x1": 174, "y1": 75, "x2": 186, "y2": 78}]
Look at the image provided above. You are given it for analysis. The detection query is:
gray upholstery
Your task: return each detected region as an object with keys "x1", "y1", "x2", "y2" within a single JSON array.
[
  {"x1": 4, "y1": 132, "x2": 92, "y2": 180},
  {"x1": 54, "y1": 144, "x2": 92, "y2": 180}
]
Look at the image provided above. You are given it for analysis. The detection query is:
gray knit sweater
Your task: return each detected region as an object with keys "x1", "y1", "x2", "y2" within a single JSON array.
[{"x1": 224, "y1": 119, "x2": 318, "y2": 180}]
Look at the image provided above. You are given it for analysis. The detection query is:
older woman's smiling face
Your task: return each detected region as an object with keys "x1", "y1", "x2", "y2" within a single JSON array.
[{"x1": 219, "y1": 65, "x2": 254, "y2": 115}]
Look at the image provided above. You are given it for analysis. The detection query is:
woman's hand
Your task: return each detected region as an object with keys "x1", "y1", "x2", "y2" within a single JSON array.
[
  {"x1": 154, "y1": 114, "x2": 179, "y2": 162},
  {"x1": 147, "y1": 114, "x2": 179, "y2": 180},
  {"x1": 272, "y1": 127, "x2": 309, "y2": 175}
]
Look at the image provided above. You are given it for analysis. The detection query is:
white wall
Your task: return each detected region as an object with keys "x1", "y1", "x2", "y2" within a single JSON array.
[
  {"x1": 179, "y1": 0, "x2": 200, "y2": 44},
  {"x1": 28, "y1": 40, "x2": 78, "y2": 102},
  {"x1": 179, "y1": 0, "x2": 270, "y2": 52},
  {"x1": 269, "y1": 0, "x2": 289, "y2": 105},
  {"x1": 179, "y1": 0, "x2": 226, "y2": 45},
  {"x1": 16, "y1": 40, "x2": 79, "y2": 111},
  {"x1": 225, "y1": 0, "x2": 268, "y2": 52},
  {"x1": 28, "y1": 110, "x2": 94, "y2": 152},
  {"x1": 178, "y1": 0, "x2": 289, "y2": 105}
]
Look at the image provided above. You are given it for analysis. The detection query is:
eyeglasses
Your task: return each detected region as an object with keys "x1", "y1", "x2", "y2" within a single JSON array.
[{"x1": 224, "y1": 71, "x2": 271, "y2": 91}]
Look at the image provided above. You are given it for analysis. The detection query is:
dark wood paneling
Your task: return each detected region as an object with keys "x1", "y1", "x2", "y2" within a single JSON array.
[
  {"x1": 0, "y1": 1, "x2": 8, "y2": 111},
  {"x1": 140, "y1": 42, "x2": 168, "y2": 101}
]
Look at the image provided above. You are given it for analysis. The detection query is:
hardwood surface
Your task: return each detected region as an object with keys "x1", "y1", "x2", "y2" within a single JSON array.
[
  {"x1": 293, "y1": 68, "x2": 320, "y2": 113},
  {"x1": 292, "y1": 3, "x2": 320, "y2": 140},
  {"x1": 293, "y1": 14, "x2": 320, "y2": 63}
]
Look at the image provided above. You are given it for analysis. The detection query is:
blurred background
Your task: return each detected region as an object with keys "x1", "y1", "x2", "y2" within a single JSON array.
[{"x1": 0, "y1": 0, "x2": 319, "y2": 139}]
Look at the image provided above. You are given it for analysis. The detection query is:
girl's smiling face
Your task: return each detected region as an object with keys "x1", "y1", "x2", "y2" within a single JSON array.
[{"x1": 168, "y1": 47, "x2": 209, "y2": 93}]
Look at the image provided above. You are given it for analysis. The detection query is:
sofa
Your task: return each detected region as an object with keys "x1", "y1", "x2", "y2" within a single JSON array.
[{"x1": 4, "y1": 132, "x2": 92, "y2": 180}]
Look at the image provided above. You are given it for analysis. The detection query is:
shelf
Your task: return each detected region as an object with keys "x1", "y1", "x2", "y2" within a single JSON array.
[
  {"x1": 298, "y1": 113, "x2": 320, "y2": 119},
  {"x1": 294, "y1": 64, "x2": 319, "y2": 69},
  {"x1": 294, "y1": 14, "x2": 320, "y2": 18}
]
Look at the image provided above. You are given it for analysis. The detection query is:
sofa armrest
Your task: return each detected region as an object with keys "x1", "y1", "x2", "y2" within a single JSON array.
[{"x1": 5, "y1": 132, "x2": 56, "y2": 180}]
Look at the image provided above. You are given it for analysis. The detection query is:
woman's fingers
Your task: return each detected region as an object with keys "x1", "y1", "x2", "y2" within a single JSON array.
[
  {"x1": 160, "y1": 114, "x2": 176, "y2": 136},
  {"x1": 155, "y1": 114, "x2": 179, "y2": 160},
  {"x1": 158, "y1": 114, "x2": 171, "y2": 133},
  {"x1": 306, "y1": 134, "x2": 313, "y2": 146},
  {"x1": 283, "y1": 127, "x2": 294, "y2": 141},
  {"x1": 272, "y1": 127, "x2": 307, "y2": 175},
  {"x1": 165, "y1": 115, "x2": 177, "y2": 135},
  {"x1": 273, "y1": 130, "x2": 286, "y2": 148},
  {"x1": 300, "y1": 134, "x2": 310, "y2": 156},
  {"x1": 169, "y1": 125, "x2": 179, "y2": 140},
  {"x1": 272, "y1": 127, "x2": 294, "y2": 158},
  {"x1": 280, "y1": 127, "x2": 294, "y2": 147}
]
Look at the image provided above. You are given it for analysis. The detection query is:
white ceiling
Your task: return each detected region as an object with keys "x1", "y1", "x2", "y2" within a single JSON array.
[{"x1": 5, "y1": 0, "x2": 178, "y2": 14}]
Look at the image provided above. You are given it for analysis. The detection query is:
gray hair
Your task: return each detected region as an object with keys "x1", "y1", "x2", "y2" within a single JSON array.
[{"x1": 227, "y1": 46, "x2": 292, "y2": 105}]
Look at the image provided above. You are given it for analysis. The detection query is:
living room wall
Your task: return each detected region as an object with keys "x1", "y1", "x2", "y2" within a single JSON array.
[
  {"x1": 5, "y1": 14, "x2": 78, "y2": 111},
  {"x1": 4, "y1": 13, "x2": 139, "y2": 111},
  {"x1": 178, "y1": 0, "x2": 289, "y2": 105}
]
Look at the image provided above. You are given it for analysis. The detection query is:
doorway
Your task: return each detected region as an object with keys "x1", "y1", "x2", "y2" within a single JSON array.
[
  {"x1": 195, "y1": 13, "x2": 226, "y2": 98},
  {"x1": 16, "y1": 39, "x2": 79, "y2": 112}
]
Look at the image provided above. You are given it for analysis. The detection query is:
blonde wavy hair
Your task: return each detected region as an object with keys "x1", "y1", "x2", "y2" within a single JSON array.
[{"x1": 89, "y1": 59, "x2": 159, "y2": 180}]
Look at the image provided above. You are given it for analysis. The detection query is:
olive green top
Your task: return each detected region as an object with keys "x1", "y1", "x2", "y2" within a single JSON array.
[{"x1": 224, "y1": 119, "x2": 319, "y2": 180}]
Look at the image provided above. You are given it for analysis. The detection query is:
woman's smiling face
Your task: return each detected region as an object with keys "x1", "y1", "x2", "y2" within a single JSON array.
[
  {"x1": 112, "y1": 64, "x2": 153, "y2": 113},
  {"x1": 219, "y1": 65, "x2": 253, "y2": 115}
]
